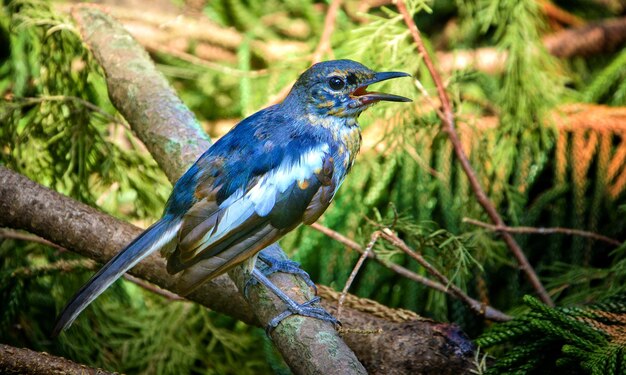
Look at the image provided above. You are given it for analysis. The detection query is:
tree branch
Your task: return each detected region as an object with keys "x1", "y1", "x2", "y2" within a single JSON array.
[
  {"x1": 311, "y1": 0, "x2": 342, "y2": 63},
  {"x1": 0, "y1": 167, "x2": 476, "y2": 374},
  {"x1": 396, "y1": 0, "x2": 554, "y2": 306},
  {"x1": 0, "y1": 344, "x2": 115, "y2": 375},
  {"x1": 310, "y1": 223, "x2": 511, "y2": 322},
  {"x1": 463, "y1": 218, "x2": 623, "y2": 247},
  {"x1": 438, "y1": 17, "x2": 626, "y2": 74}
]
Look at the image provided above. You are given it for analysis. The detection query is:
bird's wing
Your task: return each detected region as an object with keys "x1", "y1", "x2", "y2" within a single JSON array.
[{"x1": 167, "y1": 144, "x2": 336, "y2": 295}]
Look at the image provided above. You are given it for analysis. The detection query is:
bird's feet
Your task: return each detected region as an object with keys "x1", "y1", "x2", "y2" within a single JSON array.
[
  {"x1": 244, "y1": 249, "x2": 316, "y2": 298},
  {"x1": 265, "y1": 296, "x2": 339, "y2": 335},
  {"x1": 248, "y1": 268, "x2": 339, "y2": 335}
]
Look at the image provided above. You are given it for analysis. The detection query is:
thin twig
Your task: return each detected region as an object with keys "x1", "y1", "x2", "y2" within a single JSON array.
[
  {"x1": 1, "y1": 228, "x2": 186, "y2": 301},
  {"x1": 310, "y1": 224, "x2": 448, "y2": 293},
  {"x1": 337, "y1": 231, "x2": 381, "y2": 318},
  {"x1": 463, "y1": 218, "x2": 623, "y2": 247},
  {"x1": 309, "y1": 223, "x2": 511, "y2": 321},
  {"x1": 539, "y1": 0, "x2": 585, "y2": 27},
  {"x1": 379, "y1": 229, "x2": 511, "y2": 322},
  {"x1": 0, "y1": 228, "x2": 67, "y2": 251},
  {"x1": 123, "y1": 273, "x2": 185, "y2": 301},
  {"x1": 265, "y1": 0, "x2": 343, "y2": 106},
  {"x1": 395, "y1": 0, "x2": 553, "y2": 306},
  {"x1": 9, "y1": 96, "x2": 124, "y2": 126},
  {"x1": 413, "y1": 79, "x2": 445, "y2": 120},
  {"x1": 10, "y1": 259, "x2": 97, "y2": 278},
  {"x1": 144, "y1": 42, "x2": 270, "y2": 77},
  {"x1": 312, "y1": 0, "x2": 342, "y2": 64}
]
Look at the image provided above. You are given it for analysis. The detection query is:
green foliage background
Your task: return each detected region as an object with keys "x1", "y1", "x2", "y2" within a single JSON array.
[{"x1": 1, "y1": 0, "x2": 626, "y2": 373}]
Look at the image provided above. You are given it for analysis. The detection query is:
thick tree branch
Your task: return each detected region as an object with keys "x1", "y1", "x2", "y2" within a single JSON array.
[
  {"x1": 0, "y1": 344, "x2": 115, "y2": 375},
  {"x1": 396, "y1": 0, "x2": 554, "y2": 306},
  {"x1": 0, "y1": 167, "x2": 476, "y2": 374}
]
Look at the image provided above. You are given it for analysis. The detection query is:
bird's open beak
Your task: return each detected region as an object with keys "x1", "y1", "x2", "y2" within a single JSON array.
[{"x1": 350, "y1": 71, "x2": 412, "y2": 105}]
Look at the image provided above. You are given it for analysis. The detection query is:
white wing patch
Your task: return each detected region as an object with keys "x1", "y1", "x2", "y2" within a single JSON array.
[
  {"x1": 248, "y1": 145, "x2": 328, "y2": 216},
  {"x1": 190, "y1": 145, "x2": 328, "y2": 255}
]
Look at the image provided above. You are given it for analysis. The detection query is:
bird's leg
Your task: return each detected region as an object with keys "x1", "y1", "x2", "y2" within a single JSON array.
[
  {"x1": 258, "y1": 251, "x2": 317, "y2": 291},
  {"x1": 243, "y1": 246, "x2": 316, "y2": 297},
  {"x1": 250, "y1": 268, "x2": 339, "y2": 334}
]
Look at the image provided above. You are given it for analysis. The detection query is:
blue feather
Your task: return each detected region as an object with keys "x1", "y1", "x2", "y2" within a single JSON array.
[{"x1": 52, "y1": 216, "x2": 182, "y2": 336}]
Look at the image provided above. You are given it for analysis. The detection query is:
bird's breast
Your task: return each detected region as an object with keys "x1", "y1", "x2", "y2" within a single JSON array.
[{"x1": 335, "y1": 124, "x2": 361, "y2": 173}]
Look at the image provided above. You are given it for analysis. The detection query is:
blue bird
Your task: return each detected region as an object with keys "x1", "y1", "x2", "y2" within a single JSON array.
[{"x1": 52, "y1": 59, "x2": 411, "y2": 336}]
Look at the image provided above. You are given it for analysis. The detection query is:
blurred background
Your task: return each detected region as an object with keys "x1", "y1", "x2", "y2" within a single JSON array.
[{"x1": 1, "y1": 0, "x2": 626, "y2": 373}]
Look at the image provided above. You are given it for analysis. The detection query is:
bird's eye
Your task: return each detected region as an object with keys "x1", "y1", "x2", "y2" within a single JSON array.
[{"x1": 328, "y1": 77, "x2": 345, "y2": 91}]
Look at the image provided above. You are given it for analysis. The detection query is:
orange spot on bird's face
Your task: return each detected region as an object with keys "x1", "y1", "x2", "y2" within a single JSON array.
[{"x1": 298, "y1": 180, "x2": 310, "y2": 190}]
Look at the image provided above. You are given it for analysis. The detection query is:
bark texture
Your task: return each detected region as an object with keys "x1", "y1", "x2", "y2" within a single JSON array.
[{"x1": 0, "y1": 344, "x2": 116, "y2": 375}]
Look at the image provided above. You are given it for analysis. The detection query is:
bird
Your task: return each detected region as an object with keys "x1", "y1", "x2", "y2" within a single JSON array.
[{"x1": 52, "y1": 59, "x2": 411, "y2": 336}]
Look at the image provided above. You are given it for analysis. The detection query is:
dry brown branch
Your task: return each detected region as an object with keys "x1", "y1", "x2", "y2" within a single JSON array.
[
  {"x1": 310, "y1": 223, "x2": 449, "y2": 293},
  {"x1": 439, "y1": 17, "x2": 626, "y2": 73},
  {"x1": 0, "y1": 228, "x2": 66, "y2": 251},
  {"x1": 0, "y1": 166, "x2": 478, "y2": 375},
  {"x1": 539, "y1": 0, "x2": 585, "y2": 27},
  {"x1": 545, "y1": 17, "x2": 626, "y2": 57},
  {"x1": 380, "y1": 229, "x2": 512, "y2": 322},
  {"x1": 58, "y1": 3, "x2": 309, "y2": 63},
  {"x1": 338, "y1": 231, "x2": 381, "y2": 318},
  {"x1": 396, "y1": 0, "x2": 553, "y2": 306},
  {"x1": 463, "y1": 218, "x2": 623, "y2": 247},
  {"x1": 0, "y1": 344, "x2": 116, "y2": 375},
  {"x1": 312, "y1": 0, "x2": 342, "y2": 63},
  {"x1": 267, "y1": 0, "x2": 343, "y2": 105},
  {"x1": 123, "y1": 274, "x2": 185, "y2": 301},
  {"x1": 310, "y1": 223, "x2": 511, "y2": 322}
]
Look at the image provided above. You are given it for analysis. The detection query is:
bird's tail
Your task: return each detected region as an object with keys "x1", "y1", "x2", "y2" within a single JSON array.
[{"x1": 52, "y1": 216, "x2": 181, "y2": 337}]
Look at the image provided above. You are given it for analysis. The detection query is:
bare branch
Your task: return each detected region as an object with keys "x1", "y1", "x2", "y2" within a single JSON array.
[
  {"x1": 463, "y1": 218, "x2": 623, "y2": 247},
  {"x1": 0, "y1": 344, "x2": 115, "y2": 375},
  {"x1": 0, "y1": 167, "x2": 477, "y2": 374},
  {"x1": 0, "y1": 228, "x2": 66, "y2": 251},
  {"x1": 338, "y1": 231, "x2": 381, "y2": 318},
  {"x1": 380, "y1": 229, "x2": 511, "y2": 322},
  {"x1": 396, "y1": 0, "x2": 553, "y2": 306},
  {"x1": 310, "y1": 223, "x2": 511, "y2": 322},
  {"x1": 123, "y1": 274, "x2": 185, "y2": 301},
  {"x1": 312, "y1": 0, "x2": 342, "y2": 63},
  {"x1": 439, "y1": 17, "x2": 626, "y2": 73}
]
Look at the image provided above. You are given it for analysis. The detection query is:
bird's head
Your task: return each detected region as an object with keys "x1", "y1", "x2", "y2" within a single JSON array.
[{"x1": 283, "y1": 60, "x2": 412, "y2": 119}]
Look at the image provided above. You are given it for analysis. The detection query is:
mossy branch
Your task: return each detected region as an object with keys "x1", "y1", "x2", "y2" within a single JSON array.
[{"x1": 0, "y1": 344, "x2": 115, "y2": 375}]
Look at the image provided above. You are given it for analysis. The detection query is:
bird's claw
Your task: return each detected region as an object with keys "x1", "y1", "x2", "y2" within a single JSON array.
[
  {"x1": 265, "y1": 296, "x2": 340, "y2": 335},
  {"x1": 244, "y1": 256, "x2": 317, "y2": 298}
]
